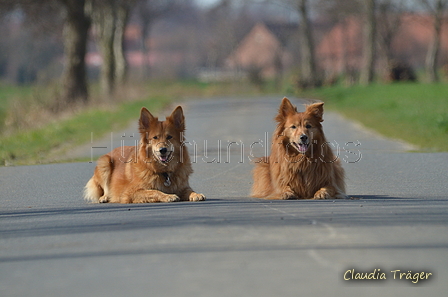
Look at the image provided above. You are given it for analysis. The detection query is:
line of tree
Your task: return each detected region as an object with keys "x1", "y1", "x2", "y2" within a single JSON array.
[
  {"x1": 60, "y1": 0, "x2": 178, "y2": 103},
  {"x1": 0, "y1": 0, "x2": 179, "y2": 106},
  {"x1": 0, "y1": 0, "x2": 446, "y2": 105},
  {"x1": 314, "y1": 0, "x2": 448, "y2": 84},
  {"x1": 422, "y1": 0, "x2": 448, "y2": 82}
]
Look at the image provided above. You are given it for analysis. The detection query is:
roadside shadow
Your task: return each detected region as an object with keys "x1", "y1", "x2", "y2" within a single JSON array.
[
  {"x1": 2, "y1": 195, "x2": 447, "y2": 241},
  {"x1": 348, "y1": 194, "x2": 447, "y2": 202}
]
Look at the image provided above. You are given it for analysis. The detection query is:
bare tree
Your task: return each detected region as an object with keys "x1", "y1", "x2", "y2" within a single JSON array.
[
  {"x1": 204, "y1": 0, "x2": 241, "y2": 70},
  {"x1": 135, "y1": 0, "x2": 175, "y2": 79},
  {"x1": 360, "y1": 0, "x2": 377, "y2": 85},
  {"x1": 60, "y1": 0, "x2": 91, "y2": 104},
  {"x1": 90, "y1": 0, "x2": 116, "y2": 96},
  {"x1": 316, "y1": 0, "x2": 363, "y2": 22},
  {"x1": 0, "y1": 1, "x2": 64, "y2": 85},
  {"x1": 90, "y1": 0, "x2": 135, "y2": 96},
  {"x1": 0, "y1": 0, "x2": 90, "y2": 104},
  {"x1": 377, "y1": 0, "x2": 404, "y2": 66},
  {"x1": 114, "y1": 1, "x2": 133, "y2": 85},
  {"x1": 297, "y1": 0, "x2": 319, "y2": 88},
  {"x1": 419, "y1": 0, "x2": 448, "y2": 82},
  {"x1": 315, "y1": 0, "x2": 363, "y2": 84}
]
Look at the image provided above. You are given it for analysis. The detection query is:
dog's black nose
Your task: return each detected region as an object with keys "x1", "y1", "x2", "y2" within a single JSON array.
[
  {"x1": 159, "y1": 147, "x2": 168, "y2": 154},
  {"x1": 300, "y1": 134, "x2": 308, "y2": 142}
]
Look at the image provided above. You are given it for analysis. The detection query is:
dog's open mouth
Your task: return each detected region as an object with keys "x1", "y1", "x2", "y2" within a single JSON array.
[
  {"x1": 292, "y1": 142, "x2": 309, "y2": 154},
  {"x1": 157, "y1": 151, "x2": 172, "y2": 163}
]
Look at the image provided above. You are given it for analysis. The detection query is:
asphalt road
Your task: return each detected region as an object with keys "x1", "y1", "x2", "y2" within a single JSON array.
[{"x1": 1, "y1": 96, "x2": 447, "y2": 297}]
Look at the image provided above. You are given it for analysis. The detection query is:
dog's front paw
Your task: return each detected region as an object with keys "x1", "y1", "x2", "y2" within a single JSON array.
[
  {"x1": 99, "y1": 195, "x2": 110, "y2": 203},
  {"x1": 313, "y1": 188, "x2": 331, "y2": 200},
  {"x1": 189, "y1": 192, "x2": 206, "y2": 202},
  {"x1": 162, "y1": 194, "x2": 180, "y2": 202},
  {"x1": 280, "y1": 192, "x2": 297, "y2": 200}
]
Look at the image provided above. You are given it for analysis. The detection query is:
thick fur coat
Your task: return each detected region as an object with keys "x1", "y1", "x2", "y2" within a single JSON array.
[
  {"x1": 251, "y1": 98, "x2": 346, "y2": 200},
  {"x1": 84, "y1": 106, "x2": 205, "y2": 203}
]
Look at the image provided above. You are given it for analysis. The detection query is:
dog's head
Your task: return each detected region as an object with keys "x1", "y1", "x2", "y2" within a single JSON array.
[
  {"x1": 139, "y1": 106, "x2": 185, "y2": 165},
  {"x1": 275, "y1": 97, "x2": 324, "y2": 155}
]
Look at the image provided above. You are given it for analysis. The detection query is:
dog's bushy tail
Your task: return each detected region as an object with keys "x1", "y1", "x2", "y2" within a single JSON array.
[
  {"x1": 84, "y1": 177, "x2": 103, "y2": 203},
  {"x1": 251, "y1": 158, "x2": 272, "y2": 198},
  {"x1": 84, "y1": 154, "x2": 113, "y2": 203}
]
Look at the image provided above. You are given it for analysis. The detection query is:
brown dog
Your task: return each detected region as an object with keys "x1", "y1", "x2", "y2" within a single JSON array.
[
  {"x1": 84, "y1": 106, "x2": 205, "y2": 203},
  {"x1": 251, "y1": 98, "x2": 346, "y2": 200}
]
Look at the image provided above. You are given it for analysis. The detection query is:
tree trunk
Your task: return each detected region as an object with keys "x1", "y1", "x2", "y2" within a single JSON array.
[
  {"x1": 341, "y1": 19, "x2": 351, "y2": 85},
  {"x1": 274, "y1": 50, "x2": 283, "y2": 91},
  {"x1": 140, "y1": 18, "x2": 151, "y2": 79},
  {"x1": 114, "y1": 2, "x2": 131, "y2": 86},
  {"x1": 378, "y1": 1, "x2": 400, "y2": 67},
  {"x1": 61, "y1": 0, "x2": 90, "y2": 105},
  {"x1": 297, "y1": 0, "x2": 318, "y2": 89},
  {"x1": 94, "y1": 0, "x2": 116, "y2": 97},
  {"x1": 425, "y1": 0, "x2": 444, "y2": 83},
  {"x1": 360, "y1": 0, "x2": 377, "y2": 85}
]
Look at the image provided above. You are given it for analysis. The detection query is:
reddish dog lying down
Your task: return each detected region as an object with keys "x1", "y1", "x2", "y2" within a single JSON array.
[
  {"x1": 251, "y1": 98, "x2": 346, "y2": 200},
  {"x1": 84, "y1": 106, "x2": 205, "y2": 203}
]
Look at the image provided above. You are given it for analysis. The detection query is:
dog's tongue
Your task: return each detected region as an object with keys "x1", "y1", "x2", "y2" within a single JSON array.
[
  {"x1": 298, "y1": 143, "x2": 308, "y2": 153},
  {"x1": 160, "y1": 155, "x2": 168, "y2": 162}
]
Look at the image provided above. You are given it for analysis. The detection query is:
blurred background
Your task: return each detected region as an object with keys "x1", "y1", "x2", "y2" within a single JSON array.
[{"x1": 0, "y1": 0, "x2": 447, "y2": 164}]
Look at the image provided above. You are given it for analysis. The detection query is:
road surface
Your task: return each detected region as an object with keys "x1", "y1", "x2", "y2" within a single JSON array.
[{"x1": 1, "y1": 96, "x2": 447, "y2": 297}]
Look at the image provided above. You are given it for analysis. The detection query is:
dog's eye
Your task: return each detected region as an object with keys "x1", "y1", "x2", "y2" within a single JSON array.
[
  {"x1": 305, "y1": 124, "x2": 312, "y2": 129},
  {"x1": 153, "y1": 136, "x2": 158, "y2": 140},
  {"x1": 291, "y1": 125, "x2": 296, "y2": 129},
  {"x1": 166, "y1": 135, "x2": 172, "y2": 140}
]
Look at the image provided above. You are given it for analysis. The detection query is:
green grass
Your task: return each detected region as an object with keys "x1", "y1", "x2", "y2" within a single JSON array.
[
  {"x1": 0, "y1": 79, "x2": 265, "y2": 165},
  {"x1": 0, "y1": 84, "x2": 34, "y2": 132},
  {"x1": 4, "y1": 80, "x2": 445, "y2": 165},
  {"x1": 0, "y1": 95, "x2": 169, "y2": 165},
  {"x1": 303, "y1": 83, "x2": 448, "y2": 152}
]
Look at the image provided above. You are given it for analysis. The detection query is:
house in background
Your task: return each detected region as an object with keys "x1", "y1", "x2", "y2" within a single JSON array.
[
  {"x1": 84, "y1": 11, "x2": 448, "y2": 84},
  {"x1": 317, "y1": 14, "x2": 448, "y2": 80},
  {"x1": 316, "y1": 17, "x2": 363, "y2": 80},
  {"x1": 87, "y1": 22, "x2": 197, "y2": 80},
  {"x1": 392, "y1": 14, "x2": 448, "y2": 67},
  {"x1": 225, "y1": 23, "x2": 297, "y2": 82}
]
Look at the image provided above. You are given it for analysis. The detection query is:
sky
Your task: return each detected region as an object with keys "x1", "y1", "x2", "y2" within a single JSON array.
[{"x1": 195, "y1": 0, "x2": 220, "y2": 7}]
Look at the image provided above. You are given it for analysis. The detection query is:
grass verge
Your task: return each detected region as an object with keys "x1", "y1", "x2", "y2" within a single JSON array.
[
  {"x1": 302, "y1": 83, "x2": 448, "y2": 152},
  {"x1": 0, "y1": 95, "x2": 169, "y2": 165},
  {"x1": 5, "y1": 80, "x2": 444, "y2": 165},
  {"x1": 0, "y1": 80, "x2": 266, "y2": 166}
]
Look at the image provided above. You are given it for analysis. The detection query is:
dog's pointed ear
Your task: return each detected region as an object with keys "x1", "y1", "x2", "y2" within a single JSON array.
[
  {"x1": 139, "y1": 107, "x2": 156, "y2": 132},
  {"x1": 275, "y1": 97, "x2": 297, "y2": 123},
  {"x1": 168, "y1": 106, "x2": 185, "y2": 131},
  {"x1": 306, "y1": 102, "x2": 324, "y2": 122}
]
